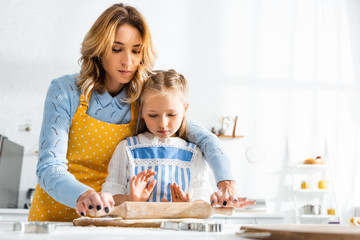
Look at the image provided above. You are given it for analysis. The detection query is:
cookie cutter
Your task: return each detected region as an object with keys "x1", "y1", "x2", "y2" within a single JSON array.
[{"x1": 160, "y1": 221, "x2": 222, "y2": 232}]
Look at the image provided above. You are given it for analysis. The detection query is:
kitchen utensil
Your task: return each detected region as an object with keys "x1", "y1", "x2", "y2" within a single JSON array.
[
  {"x1": 91, "y1": 201, "x2": 233, "y2": 219},
  {"x1": 160, "y1": 221, "x2": 222, "y2": 232},
  {"x1": 13, "y1": 222, "x2": 70, "y2": 233},
  {"x1": 311, "y1": 204, "x2": 321, "y2": 215},
  {"x1": 302, "y1": 204, "x2": 313, "y2": 215},
  {"x1": 239, "y1": 224, "x2": 360, "y2": 240},
  {"x1": 302, "y1": 204, "x2": 321, "y2": 215},
  {"x1": 13, "y1": 222, "x2": 55, "y2": 233}
]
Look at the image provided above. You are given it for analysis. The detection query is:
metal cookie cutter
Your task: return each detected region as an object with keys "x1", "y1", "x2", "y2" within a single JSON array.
[
  {"x1": 13, "y1": 222, "x2": 55, "y2": 233},
  {"x1": 160, "y1": 221, "x2": 222, "y2": 232}
]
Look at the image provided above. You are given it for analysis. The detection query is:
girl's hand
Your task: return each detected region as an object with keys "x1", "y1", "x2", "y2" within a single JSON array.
[
  {"x1": 75, "y1": 190, "x2": 114, "y2": 217},
  {"x1": 129, "y1": 169, "x2": 157, "y2": 201},
  {"x1": 161, "y1": 182, "x2": 190, "y2": 202}
]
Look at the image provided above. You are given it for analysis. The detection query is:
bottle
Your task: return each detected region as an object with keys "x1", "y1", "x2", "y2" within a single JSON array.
[{"x1": 301, "y1": 181, "x2": 309, "y2": 189}]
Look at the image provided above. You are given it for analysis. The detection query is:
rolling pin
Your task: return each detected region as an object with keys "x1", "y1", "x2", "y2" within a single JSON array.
[{"x1": 91, "y1": 201, "x2": 233, "y2": 219}]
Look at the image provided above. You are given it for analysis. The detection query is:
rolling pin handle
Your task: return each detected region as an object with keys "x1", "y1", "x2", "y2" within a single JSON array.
[{"x1": 212, "y1": 207, "x2": 234, "y2": 216}]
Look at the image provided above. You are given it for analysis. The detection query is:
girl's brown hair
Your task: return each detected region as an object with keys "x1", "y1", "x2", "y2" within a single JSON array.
[
  {"x1": 77, "y1": 3, "x2": 156, "y2": 102},
  {"x1": 136, "y1": 70, "x2": 189, "y2": 141}
]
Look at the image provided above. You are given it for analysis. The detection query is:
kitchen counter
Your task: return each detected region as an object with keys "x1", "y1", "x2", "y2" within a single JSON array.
[
  {"x1": 0, "y1": 221, "x2": 254, "y2": 240},
  {"x1": 0, "y1": 209, "x2": 29, "y2": 221},
  {"x1": 0, "y1": 208, "x2": 284, "y2": 224},
  {"x1": 212, "y1": 212, "x2": 284, "y2": 224}
]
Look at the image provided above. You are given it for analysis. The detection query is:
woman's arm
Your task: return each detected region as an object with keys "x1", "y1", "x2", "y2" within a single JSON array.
[
  {"x1": 186, "y1": 119, "x2": 235, "y2": 183},
  {"x1": 187, "y1": 119, "x2": 255, "y2": 208},
  {"x1": 77, "y1": 140, "x2": 131, "y2": 215},
  {"x1": 37, "y1": 77, "x2": 91, "y2": 208}
]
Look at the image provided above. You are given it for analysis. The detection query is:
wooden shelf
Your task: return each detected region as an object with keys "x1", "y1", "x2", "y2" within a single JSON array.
[
  {"x1": 216, "y1": 135, "x2": 244, "y2": 138},
  {"x1": 216, "y1": 116, "x2": 243, "y2": 139}
]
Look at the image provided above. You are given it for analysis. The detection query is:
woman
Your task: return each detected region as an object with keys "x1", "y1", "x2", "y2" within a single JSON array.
[{"x1": 28, "y1": 3, "x2": 252, "y2": 221}]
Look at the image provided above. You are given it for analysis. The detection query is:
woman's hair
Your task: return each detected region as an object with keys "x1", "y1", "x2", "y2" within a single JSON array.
[
  {"x1": 77, "y1": 3, "x2": 156, "y2": 102},
  {"x1": 136, "y1": 69, "x2": 189, "y2": 140}
]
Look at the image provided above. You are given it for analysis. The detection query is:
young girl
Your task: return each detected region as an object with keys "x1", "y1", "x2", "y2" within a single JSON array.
[{"x1": 102, "y1": 70, "x2": 212, "y2": 204}]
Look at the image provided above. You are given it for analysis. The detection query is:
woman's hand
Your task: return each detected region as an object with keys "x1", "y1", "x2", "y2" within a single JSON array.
[
  {"x1": 210, "y1": 180, "x2": 256, "y2": 208},
  {"x1": 161, "y1": 182, "x2": 190, "y2": 202},
  {"x1": 129, "y1": 169, "x2": 157, "y2": 201},
  {"x1": 75, "y1": 190, "x2": 115, "y2": 217}
]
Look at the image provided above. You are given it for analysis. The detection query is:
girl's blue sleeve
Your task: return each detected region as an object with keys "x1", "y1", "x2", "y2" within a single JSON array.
[{"x1": 186, "y1": 119, "x2": 235, "y2": 183}]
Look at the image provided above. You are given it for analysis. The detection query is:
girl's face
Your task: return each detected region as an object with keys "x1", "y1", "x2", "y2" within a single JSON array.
[
  {"x1": 141, "y1": 90, "x2": 188, "y2": 139},
  {"x1": 102, "y1": 23, "x2": 143, "y2": 96}
]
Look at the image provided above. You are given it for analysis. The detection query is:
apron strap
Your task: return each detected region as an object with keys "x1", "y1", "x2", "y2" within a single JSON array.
[{"x1": 79, "y1": 92, "x2": 92, "y2": 113}]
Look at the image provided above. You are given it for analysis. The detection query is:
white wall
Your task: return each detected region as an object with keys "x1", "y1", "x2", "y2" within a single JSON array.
[{"x1": 1, "y1": 0, "x2": 360, "y2": 224}]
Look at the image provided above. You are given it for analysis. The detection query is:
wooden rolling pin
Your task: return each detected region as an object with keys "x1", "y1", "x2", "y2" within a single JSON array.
[{"x1": 91, "y1": 201, "x2": 233, "y2": 219}]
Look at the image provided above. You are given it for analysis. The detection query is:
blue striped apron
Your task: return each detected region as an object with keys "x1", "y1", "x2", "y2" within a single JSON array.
[{"x1": 125, "y1": 136, "x2": 196, "y2": 202}]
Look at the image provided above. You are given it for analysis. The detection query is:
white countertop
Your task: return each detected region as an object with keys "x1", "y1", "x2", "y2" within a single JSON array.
[
  {"x1": 0, "y1": 221, "x2": 254, "y2": 240},
  {"x1": 0, "y1": 208, "x2": 283, "y2": 218},
  {"x1": 0, "y1": 209, "x2": 29, "y2": 215},
  {"x1": 212, "y1": 212, "x2": 284, "y2": 219},
  {"x1": 0, "y1": 208, "x2": 283, "y2": 239}
]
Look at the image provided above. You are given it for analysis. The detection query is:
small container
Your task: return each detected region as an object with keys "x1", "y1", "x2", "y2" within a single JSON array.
[
  {"x1": 301, "y1": 181, "x2": 309, "y2": 189},
  {"x1": 328, "y1": 208, "x2": 335, "y2": 215},
  {"x1": 318, "y1": 180, "x2": 329, "y2": 189},
  {"x1": 302, "y1": 204, "x2": 313, "y2": 215},
  {"x1": 312, "y1": 204, "x2": 321, "y2": 215},
  {"x1": 301, "y1": 204, "x2": 322, "y2": 215}
]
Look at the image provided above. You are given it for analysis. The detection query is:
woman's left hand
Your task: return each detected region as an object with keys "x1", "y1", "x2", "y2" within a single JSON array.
[
  {"x1": 210, "y1": 180, "x2": 256, "y2": 208},
  {"x1": 161, "y1": 182, "x2": 190, "y2": 202}
]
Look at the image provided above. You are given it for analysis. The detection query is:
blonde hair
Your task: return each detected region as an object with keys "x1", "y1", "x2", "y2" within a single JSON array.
[
  {"x1": 77, "y1": 3, "x2": 156, "y2": 102},
  {"x1": 136, "y1": 69, "x2": 189, "y2": 140}
]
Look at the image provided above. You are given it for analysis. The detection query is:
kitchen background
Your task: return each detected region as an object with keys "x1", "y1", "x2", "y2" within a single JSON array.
[{"x1": 0, "y1": 0, "x2": 360, "y2": 224}]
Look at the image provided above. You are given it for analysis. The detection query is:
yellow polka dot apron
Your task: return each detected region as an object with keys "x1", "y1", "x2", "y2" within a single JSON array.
[{"x1": 28, "y1": 93, "x2": 137, "y2": 221}]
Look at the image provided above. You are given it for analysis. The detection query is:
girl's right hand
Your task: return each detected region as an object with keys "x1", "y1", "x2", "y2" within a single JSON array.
[
  {"x1": 161, "y1": 182, "x2": 190, "y2": 202},
  {"x1": 129, "y1": 169, "x2": 157, "y2": 201},
  {"x1": 75, "y1": 190, "x2": 115, "y2": 217}
]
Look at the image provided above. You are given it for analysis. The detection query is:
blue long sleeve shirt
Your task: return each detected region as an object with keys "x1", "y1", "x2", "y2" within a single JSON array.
[{"x1": 37, "y1": 74, "x2": 234, "y2": 208}]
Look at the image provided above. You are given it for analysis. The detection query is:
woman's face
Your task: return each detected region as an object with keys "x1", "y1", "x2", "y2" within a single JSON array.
[{"x1": 102, "y1": 23, "x2": 143, "y2": 96}]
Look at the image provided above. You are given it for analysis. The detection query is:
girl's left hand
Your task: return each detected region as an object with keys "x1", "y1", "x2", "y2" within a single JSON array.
[{"x1": 161, "y1": 182, "x2": 190, "y2": 202}]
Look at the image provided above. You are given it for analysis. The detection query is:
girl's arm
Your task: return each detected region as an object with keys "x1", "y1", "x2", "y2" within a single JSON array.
[
  {"x1": 189, "y1": 148, "x2": 213, "y2": 202},
  {"x1": 101, "y1": 140, "x2": 130, "y2": 200},
  {"x1": 37, "y1": 77, "x2": 92, "y2": 208},
  {"x1": 102, "y1": 141, "x2": 156, "y2": 205},
  {"x1": 112, "y1": 170, "x2": 156, "y2": 205}
]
